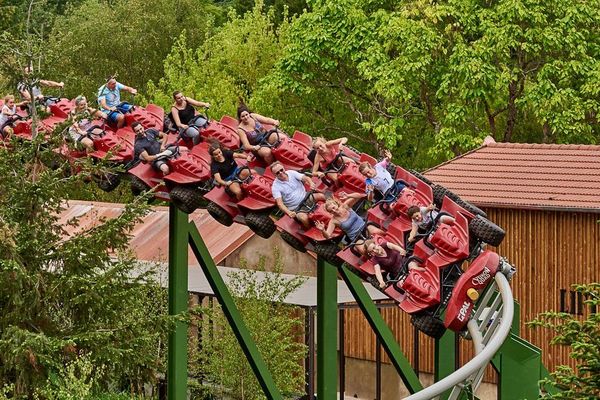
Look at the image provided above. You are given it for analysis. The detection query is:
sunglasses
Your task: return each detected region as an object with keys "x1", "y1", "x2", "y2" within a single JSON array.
[{"x1": 274, "y1": 169, "x2": 285, "y2": 175}]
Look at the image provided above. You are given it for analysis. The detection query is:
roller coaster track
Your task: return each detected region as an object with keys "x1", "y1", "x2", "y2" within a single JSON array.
[{"x1": 405, "y1": 260, "x2": 516, "y2": 400}]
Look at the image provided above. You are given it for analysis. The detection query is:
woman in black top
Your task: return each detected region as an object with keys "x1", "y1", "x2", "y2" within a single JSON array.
[
  {"x1": 209, "y1": 142, "x2": 252, "y2": 200},
  {"x1": 171, "y1": 91, "x2": 211, "y2": 144}
]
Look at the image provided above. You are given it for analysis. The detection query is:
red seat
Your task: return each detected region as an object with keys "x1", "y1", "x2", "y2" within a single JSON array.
[
  {"x1": 220, "y1": 115, "x2": 238, "y2": 130},
  {"x1": 292, "y1": 130, "x2": 312, "y2": 147}
]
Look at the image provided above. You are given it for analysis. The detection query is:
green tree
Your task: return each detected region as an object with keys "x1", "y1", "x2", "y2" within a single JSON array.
[
  {"x1": 529, "y1": 283, "x2": 600, "y2": 399},
  {"x1": 146, "y1": 0, "x2": 286, "y2": 121},
  {"x1": 44, "y1": 0, "x2": 224, "y2": 99},
  {"x1": 266, "y1": 0, "x2": 600, "y2": 167},
  {"x1": 0, "y1": 131, "x2": 173, "y2": 397},
  {"x1": 192, "y1": 250, "x2": 307, "y2": 399}
]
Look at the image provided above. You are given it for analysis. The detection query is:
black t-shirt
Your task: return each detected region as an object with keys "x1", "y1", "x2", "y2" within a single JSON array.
[
  {"x1": 134, "y1": 129, "x2": 162, "y2": 162},
  {"x1": 210, "y1": 149, "x2": 237, "y2": 179}
]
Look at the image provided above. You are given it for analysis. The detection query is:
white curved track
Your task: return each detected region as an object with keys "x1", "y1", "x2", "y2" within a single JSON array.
[{"x1": 404, "y1": 262, "x2": 515, "y2": 400}]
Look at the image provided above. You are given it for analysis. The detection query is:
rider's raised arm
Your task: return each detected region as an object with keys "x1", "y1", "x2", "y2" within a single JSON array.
[
  {"x1": 326, "y1": 137, "x2": 348, "y2": 147},
  {"x1": 251, "y1": 113, "x2": 279, "y2": 126},
  {"x1": 122, "y1": 84, "x2": 138, "y2": 95},
  {"x1": 39, "y1": 79, "x2": 64, "y2": 88},
  {"x1": 186, "y1": 97, "x2": 210, "y2": 109},
  {"x1": 386, "y1": 242, "x2": 406, "y2": 255}
]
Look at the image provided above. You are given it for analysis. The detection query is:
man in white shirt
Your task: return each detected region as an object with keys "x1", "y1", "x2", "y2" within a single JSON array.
[{"x1": 271, "y1": 162, "x2": 325, "y2": 228}]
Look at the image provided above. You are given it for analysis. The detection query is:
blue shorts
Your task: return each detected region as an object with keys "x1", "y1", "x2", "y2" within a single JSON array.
[
  {"x1": 224, "y1": 166, "x2": 241, "y2": 181},
  {"x1": 106, "y1": 110, "x2": 122, "y2": 123}
]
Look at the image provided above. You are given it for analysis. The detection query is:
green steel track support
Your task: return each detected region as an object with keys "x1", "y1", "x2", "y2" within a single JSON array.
[
  {"x1": 339, "y1": 265, "x2": 423, "y2": 394},
  {"x1": 435, "y1": 330, "x2": 457, "y2": 400},
  {"x1": 188, "y1": 220, "x2": 283, "y2": 400},
  {"x1": 317, "y1": 257, "x2": 338, "y2": 400},
  {"x1": 167, "y1": 205, "x2": 190, "y2": 400}
]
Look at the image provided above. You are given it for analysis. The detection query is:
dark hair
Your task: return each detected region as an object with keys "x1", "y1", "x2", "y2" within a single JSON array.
[
  {"x1": 208, "y1": 139, "x2": 222, "y2": 156},
  {"x1": 172, "y1": 90, "x2": 182, "y2": 99},
  {"x1": 236, "y1": 103, "x2": 251, "y2": 121},
  {"x1": 407, "y1": 206, "x2": 420, "y2": 219},
  {"x1": 131, "y1": 121, "x2": 143, "y2": 130}
]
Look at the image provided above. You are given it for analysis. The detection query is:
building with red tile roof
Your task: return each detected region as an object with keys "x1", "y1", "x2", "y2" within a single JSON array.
[
  {"x1": 418, "y1": 138, "x2": 600, "y2": 376},
  {"x1": 423, "y1": 138, "x2": 600, "y2": 212}
]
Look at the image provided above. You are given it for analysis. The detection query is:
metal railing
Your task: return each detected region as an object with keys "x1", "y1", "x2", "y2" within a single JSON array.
[{"x1": 404, "y1": 261, "x2": 515, "y2": 400}]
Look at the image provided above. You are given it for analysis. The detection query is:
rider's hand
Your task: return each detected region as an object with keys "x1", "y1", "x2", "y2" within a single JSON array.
[
  {"x1": 287, "y1": 211, "x2": 296, "y2": 218},
  {"x1": 338, "y1": 191, "x2": 348, "y2": 200},
  {"x1": 273, "y1": 119, "x2": 280, "y2": 126},
  {"x1": 315, "y1": 221, "x2": 324, "y2": 230},
  {"x1": 383, "y1": 149, "x2": 392, "y2": 160},
  {"x1": 181, "y1": 124, "x2": 189, "y2": 130},
  {"x1": 399, "y1": 249, "x2": 407, "y2": 256},
  {"x1": 253, "y1": 145, "x2": 260, "y2": 151},
  {"x1": 379, "y1": 281, "x2": 386, "y2": 289},
  {"x1": 58, "y1": 82, "x2": 65, "y2": 89},
  {"x1": 246, "y1": 155, "x2": 253, "y2": 162},
  {"x1": 316, "y1": 171, "x2": 324, "y2": 178},
  {"x1": 205, "y1": 103, "x2": 211, "y2": 109},
  {"x1": 130, "y1": 88, "x2": 138, "y2": 95},
  {"x1": 226, "y1": 181, "x2": 233, "y2": 187}
]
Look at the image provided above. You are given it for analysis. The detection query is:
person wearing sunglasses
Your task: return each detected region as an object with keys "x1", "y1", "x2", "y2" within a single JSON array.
[{"x1": 270, "y1": 161, "x2": 325, "y2": 229}]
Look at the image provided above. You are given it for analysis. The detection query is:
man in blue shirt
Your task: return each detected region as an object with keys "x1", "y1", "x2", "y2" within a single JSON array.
[{"x1": 97, "y1": 76, "x2": 137, "y2": 128}]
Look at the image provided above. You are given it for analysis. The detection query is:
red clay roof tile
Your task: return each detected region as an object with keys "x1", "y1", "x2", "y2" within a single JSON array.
[
  {"x1": 59, "y1": 200, "x2": 255, "y2": 264},
  {"x1": 424, "y1": 141, "x2": 600, "y2": 212}
]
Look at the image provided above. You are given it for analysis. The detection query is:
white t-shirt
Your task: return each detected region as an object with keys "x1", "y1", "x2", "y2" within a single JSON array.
[
  {"x1": 368, "y1": 159, "x2": 394, "y2": 194},
  {"x1": 0, "y1": 105, "x2": 16, "y2": 126},
  {"x1": 272, "y1": 170, "x2": 306, "y2": 210}
]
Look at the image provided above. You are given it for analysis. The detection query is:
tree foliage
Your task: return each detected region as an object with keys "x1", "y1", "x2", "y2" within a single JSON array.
[
  {"x1": 0, "y1": 126, "x2": 173, "y2": 397},
  {"x1": 192, "y1": 250, "x2": 307, "y2": 400},
  {"x1": 43, "y1": 0, "x2": 224, "y2": 99},
  {"x1": 266, "y1": 0, "x2": 600, "y2": 166},
  {"x1": 146, "y1": 0, "x2": 286, "y2": 121},
  {"x1": 529, "y1": 283, "x2": 600, "y2": 399}
]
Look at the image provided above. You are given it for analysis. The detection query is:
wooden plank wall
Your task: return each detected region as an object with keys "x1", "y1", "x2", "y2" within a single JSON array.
[{"x1": 343, "y1": 208, "x2": 600, "y2": 380}]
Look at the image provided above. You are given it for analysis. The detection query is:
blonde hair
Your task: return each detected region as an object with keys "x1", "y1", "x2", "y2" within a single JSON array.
[
  {"x1": 74, "y1": 95, "x2": 87, "y2": 107},
  {"x1": 3, "y1": 94, "x2": 14, "y2": 103},
  {"x1": 312, "y1": 136, "x2": 326, "y2": 150},
  {"x1": 325, "y1": 197, "x2": 343, "y2": 213}
]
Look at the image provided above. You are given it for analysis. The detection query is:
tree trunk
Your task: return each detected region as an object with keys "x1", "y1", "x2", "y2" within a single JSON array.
[{"x1": 503, "y1": 80, "x2": 519, "y2": 142}]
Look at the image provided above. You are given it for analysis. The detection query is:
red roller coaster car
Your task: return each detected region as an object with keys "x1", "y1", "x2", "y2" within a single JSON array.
[
  {"x1": 337, "y1": 195, "x2": 506, "y2": 338},
  {"x1": 204, "y1": 166, "x2": 278, "y2": 238}
]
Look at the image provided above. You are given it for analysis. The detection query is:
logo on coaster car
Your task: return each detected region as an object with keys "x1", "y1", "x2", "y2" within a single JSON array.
[
  {"x1": 458, "y1": 301, "x2": 470, "y2": 322},
  {"x1": 472, "y1": 267, "x2": 491, "y2": 285}
]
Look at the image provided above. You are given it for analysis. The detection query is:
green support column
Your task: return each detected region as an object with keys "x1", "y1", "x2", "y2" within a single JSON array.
[
  {"x1": 188, "y1": 223, "x2": 282, "y2": 400},
  {"x1": 317, "y1": 258, "x2": 338, "y2": 400},
  {"x1": 434, "y1": 330, "x2": 457, "y2": 400},
  {"x1": 167, "y1": 205, "x2": 189, "y2": 400},
  {"x1": 339, "y1": 266, "x2": 423, "y2": 394},
  {"x1": 492, "y1": 334, "x2": 542, "y2": 399}
]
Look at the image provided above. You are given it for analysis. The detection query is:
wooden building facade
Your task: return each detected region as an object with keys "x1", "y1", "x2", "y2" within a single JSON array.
[{"x1": 343, "y1": 141, "x2": 600, "y2": 379}]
